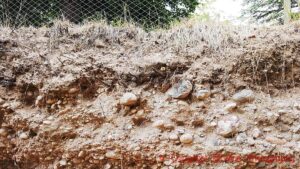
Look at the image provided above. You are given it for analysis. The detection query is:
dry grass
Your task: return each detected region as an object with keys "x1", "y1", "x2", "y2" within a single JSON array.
[{"x1": 37, "y1": 19, "x2": 255, "y2": 61}]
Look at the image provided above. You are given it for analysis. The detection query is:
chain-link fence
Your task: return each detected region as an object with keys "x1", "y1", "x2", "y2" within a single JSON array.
[{"x1": 0, "y1": 0, "x2": 199, "y2": 28}]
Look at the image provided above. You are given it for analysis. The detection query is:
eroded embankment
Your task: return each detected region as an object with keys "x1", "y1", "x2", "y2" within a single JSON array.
[{"x1": 1, "y1": 22, "x2": 300, "y2": 169}]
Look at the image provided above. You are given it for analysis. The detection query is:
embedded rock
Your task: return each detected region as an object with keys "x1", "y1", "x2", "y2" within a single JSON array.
[
  {"x1": 167, "y1": 80, "x2": 193, "y2": 99},
  {"x1": 120, "y1": 93, "x2": 138, "y2": 106}
]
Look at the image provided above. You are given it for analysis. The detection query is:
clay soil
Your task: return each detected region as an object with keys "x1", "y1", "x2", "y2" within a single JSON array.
[{"x1": 1, "y1": 21, "x2": 300, "y2": 169}]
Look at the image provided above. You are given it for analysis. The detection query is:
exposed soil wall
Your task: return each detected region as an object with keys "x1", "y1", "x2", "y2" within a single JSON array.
[{"x1": 1, "y1": 21, "x2": 300, "y2": 168}]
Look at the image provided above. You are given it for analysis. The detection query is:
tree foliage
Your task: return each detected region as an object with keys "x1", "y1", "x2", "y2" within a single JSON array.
[
  {"x1": 243, "y1": 0, "x2": 299, "y2": 23},
  {"x1": 0, "y1": 0, "x2": 200, "y2": 28}
]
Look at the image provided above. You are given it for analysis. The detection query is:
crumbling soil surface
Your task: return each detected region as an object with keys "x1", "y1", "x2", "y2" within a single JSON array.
[{"x1": 1, "y1": 21, "x2": 300, "y2": 169}]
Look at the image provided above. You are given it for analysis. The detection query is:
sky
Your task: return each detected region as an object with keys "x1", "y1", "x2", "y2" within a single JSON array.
[
  {"x1": 206, "y1": 0, "x2": 244, "y2": 23},
  {"x1": 212, "y1": 0, "x2": 243, "y2": 19}
]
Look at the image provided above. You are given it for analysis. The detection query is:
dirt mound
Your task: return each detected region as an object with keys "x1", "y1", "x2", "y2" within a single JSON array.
[{"x1": 1, "y1": 21, "x2": 300, "y2": 168}]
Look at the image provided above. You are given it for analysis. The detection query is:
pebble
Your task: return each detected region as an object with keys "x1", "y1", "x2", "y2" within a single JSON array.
[
  {"x1": 217, "y1": 115, "x2": 239, "y2": 138},
  {"x1": 59, "y1": 159, "x2": 67, "y2": 166},
  {"x1": 68, "y1": 88, "x2": 79, "y2": 94},
  {"x1": 26, "y1": 91, "x2": 33, "y2": 97},
  {"x1": 134, "y1": 146, "x2": 141, "y2": 151},
  {"x1": 266, "y1": 111, "x2": 279, "y2": 123},
  {"x1": 130, "y1": 109, "x2": 137, "y2": 114},
  {"x1": 232, "y1": 89, "x2": 255, "y2": 104},
  {"x1": 164, "y1": 123, "x2": 175, "y2": 130},
  {"x1": 136, "y1": 110, "x2": 144, "y2": 117},
  {"x1": 236, "y1": 133, "x2": 247, "y2": 143},
  {"x1": 120, "y1": 93, "x2": 138, "y2": 106},
  {"x1": 35, "y1": 95, "x2": 42, "y2": 103},
  {"x1": 252, "y1": 128, "x2": 262, "y2": 138},
  {"x1": 19, "y1": 132, "x2": 29, "y2": 139},
  {"x1": 167, "y1": 80, "x2": 193, "y2": 99},
  {"x1": 0, "y1": 128, "x2": 7, "y2": 136},
  {"x1": 152, "y1": 120, "x2": 165, "y2": 129},
  {"x1": 180, "y1": 133, "x2": 193, "y2": 144},
  {"x1": 104, "y1": 163, "x2": 112, "y2": 169},
  {"x1": 2, "y1": 103, "x2": 9, "y2": 108},
  {"x1": 105, "y1": 151, "x2": 118, "y2": 159},
  {"x1": 43, "y1": 120, "x2": 52, "y2": 125},
  {"x1": 224, "y1": 102, "x2": 237, "y2": 112},
  {"x1": 193, "y1": 89, "x2": 210, "y2": 100},
  {"x1": 47, "y1": 116, "x2": 54, "y2": 121},
  {"x1": 169, "y1": 133, "x2": 179, "y2": 140},
  {"x1": 78, "y1": 151, "x2": 85, "y2": 157},
  {"x1": 210, "y1": 122, "x2": 217, "y2": 127},
  {"x1": 9, "y1": 101, "x2": 21, "y2": 110}
]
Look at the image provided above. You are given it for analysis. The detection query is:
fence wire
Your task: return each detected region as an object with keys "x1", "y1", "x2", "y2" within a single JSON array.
[{"x1": 0, "y1": 0, "x2": 199, "y2": 28}]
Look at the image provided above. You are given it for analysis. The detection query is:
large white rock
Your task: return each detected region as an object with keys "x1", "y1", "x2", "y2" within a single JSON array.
[{"x1": 167, "y1": 80, "x2": 193, "y2": 99}]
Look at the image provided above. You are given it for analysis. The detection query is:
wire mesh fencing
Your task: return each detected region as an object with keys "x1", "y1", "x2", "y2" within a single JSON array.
[{"x1": 0, "y1": 0, "x2": 199, "y2": 28}]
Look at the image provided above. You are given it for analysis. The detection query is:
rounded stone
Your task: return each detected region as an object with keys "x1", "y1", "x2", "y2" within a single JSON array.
[
  {"x1": 167, "y1": 80, "x2": 193, "y2": 99},
  {"x1": 105, "y1": 151, "x2": 118, "y2": 159},
  {"x1": 19, "y1": 132, "x2": 29, "y2": 139},
  {"x1": 120, "y1": 93, "x2": 138, "y2": 106},
  {"x1": 0, "y1": 128, "x2": 7, "y2": 137},
  {"x1": 232, "y1": 89, "x2": 255, "y2": 104},
  {"x1": 68, "y1": 88, "x2": 79, "y2": 94},
  {"x1": 59, "y1": 159, "x2": 67, "y2": 166},
  {"x1": 180, "y1": 133, "x2": 194, "y2": 144}
]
